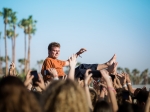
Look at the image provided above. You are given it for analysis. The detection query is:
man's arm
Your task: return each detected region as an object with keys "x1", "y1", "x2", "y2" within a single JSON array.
[{"x1": 64, "y1": 48, "x2": 87, "y2": 66}]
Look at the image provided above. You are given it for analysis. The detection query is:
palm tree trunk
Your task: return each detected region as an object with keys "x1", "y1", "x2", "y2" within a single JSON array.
[
  {"x1": 24, "y1": 33, "x2": 27, "y2": 74},
  {"x1": 4, "y1": 23, "x2": 8, "y2": 75},
  {"x1": 11, "y1": 37, "x2": 13, "y2": 62},
  {"x1": 13, "y1": 25, "x2": 16, "y2": 64},
  {"x1": 0, "y1": 35, "x2": 2, "y2": 75},
  {"x1": 27, "y1": 34, "x2": 31, "y2": 70}
]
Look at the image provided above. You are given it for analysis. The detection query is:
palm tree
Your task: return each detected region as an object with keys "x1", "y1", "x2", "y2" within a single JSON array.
[
  {"x1": 6, "y1": 29, "x2": 14, "y2": 61},
  {"x1": 1, "y1": 8, "x2": 12, "y2": 75},
  {"x1": 18, "y1": 58, "x2": 25, "y2": 74},
  {"x1": 18, "y1": 18, "x2": 28, "y2": 74},
  {"x1": 37, "y1": 60, "x2": 43, "y2": 73},
  {"x1": 117, "y1": 67, "x2": 123, "y2": 73},
  {"x1": 0, "y1": 32, "x2": 2, "y2": 73},
  {"x1": 2, "y1": 56, "x2": 10, "y2": 75},
  {"x1": 9, "y1": 11, "x2": 17, "y2": 64},
  {"x1": 132, "y1": 69, "x2": 140, "y2": 76},
  {"x1": 7, "y1": 29, "x2": 18, "y2": 63},
  {"x1": 124, "y1": 68, "x2": 130, "y2": 75},
  {"x1": 0, "y1": 56, "x2": 5, "y2": 75},
  {"x1": 132, "y1": 69, "x2": 140, "y2": 84},
  {"x1": 26, "y1": 15, "x2": 37, "y2": 71},
  {"x1": 76, "y1": 62, "x2": 81, "y2": 67},
  {"x1": 141, "y1": 69, "x2": 148, "y2": 85}
]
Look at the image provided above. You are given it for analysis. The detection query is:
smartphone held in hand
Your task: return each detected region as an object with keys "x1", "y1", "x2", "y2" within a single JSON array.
[{"x1": 30, "y1": 70, "x2": 39, "y2": 86}]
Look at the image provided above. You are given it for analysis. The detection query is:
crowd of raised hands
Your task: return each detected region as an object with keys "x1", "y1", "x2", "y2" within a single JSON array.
[{"x1": 0, "y1": 54, "x2": 150, "y2": 112}]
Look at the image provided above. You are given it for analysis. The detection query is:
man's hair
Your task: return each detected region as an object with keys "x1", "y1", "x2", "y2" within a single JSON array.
[{"x1": 48, "y1": 42, "x2": 60, "y2": 51}]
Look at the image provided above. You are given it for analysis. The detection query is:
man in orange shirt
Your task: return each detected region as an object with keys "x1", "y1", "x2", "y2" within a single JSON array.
[
  {"x1": 41, "y1": 42, "x2": 86, "y2": 81},
  {"x1": 41, "y1": 42, "x2": 117, "y2": 82}
]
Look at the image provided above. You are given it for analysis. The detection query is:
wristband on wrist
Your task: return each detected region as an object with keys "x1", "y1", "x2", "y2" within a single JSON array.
[
  {"x1": 123, "y1": 84, "x2": 127, "y2": 87},
  {"x1": 84, "y1": 84, "x2": 89, "y2": 87},
  {"x1": 107, "y1": 87, "x2": 116, "y2": 92},
  {"x1": 127, "y1": 82, "x2": 131, "y2": 85},
  {"x1": 54, "y1": 77, "x2": 59, "y2": 80}
]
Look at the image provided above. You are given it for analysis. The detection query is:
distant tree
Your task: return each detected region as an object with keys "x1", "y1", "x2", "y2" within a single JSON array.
[
  {"x1": 148, "y1": 73, "x2": 150, "y2": 84},
  {"x1": 26, "y1": 16, "x2": 37, "y2": 71},
  {"x1": 0, "y1": 33, "x2": 2, "y2": 75},
  {"x1": 132, "y1": 69, "x2": 140, "y2": 76},
  {"x1": 9, "y1": 11, "x2": 17, "y2": 64},
  {"x1": 0, "y1": 56, "x2": 5, "y2": 75},
  {"x1": 132, "y1": 69, "x2": 140, "y2": 84},
  {"x1": 141, "y1": 69, "x2": 148, "y2": 85},
  {"x1": 37, "y1": 60, "x2": 43, "y2": 73},
  {"x1": 1, "y1": 56, "x2": 10, "y2": 75},
  {"x1": 18, "y1": 18, "x2": 29, "y2": 74},
  {"x1": 76, "y1": 62, "x2": 81, "y2": 67},
  {"x1": 0, "y1": 8, "x2": 12, "y2": 75},
  {"x1": 6, "y1": 29, "x2": 18, "y2": 62},
  {"x1": 18, "y1": 58, "x2": 25, "y2": 73},
  {"x1": 117, "y1": 67, "x2": 123, "y2": 73},
  {"x1": 124, "y1": 68, "x2": 130, "y2": 75}
]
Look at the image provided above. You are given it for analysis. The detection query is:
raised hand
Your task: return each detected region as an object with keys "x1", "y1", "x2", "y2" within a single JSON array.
[
  {"x1": 100, "y1": 69, "x2": 111, "y2": 82},
  {"x1": 24, "y1": 70, "x2": 34, "y2": 87},
  {"x1": 8, "y1": 62, "x2": 17, "y2": 76},
  {"x1": 9, "y1": 62, "x2": 15, "y2": 70},
  {"x1": 117, "y1": 73, "x2": 126, "y2": 86},
  {"x1": 84, "y1": 69, "x2": 92, "y2": 85},
  {"x1": 47, "y1": 68, "x2": 58, "y2": 78},
  {"x1": 36, "y1": 74, "x2": 46, "y2": 90},
  {"x1": 68, "y1": 54, "x2": 77, "y2": 68},
  {"x1": 125, "y1": 73, "x2": 131, "y2": 83}
]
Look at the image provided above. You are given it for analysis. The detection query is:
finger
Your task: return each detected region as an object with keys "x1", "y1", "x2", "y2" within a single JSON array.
[
  {"x1": 88, "y1": 74, "x2": 92, "y2": 78},
  {"x1": 38, "y1": 74, "x2": 42, "y2": 80},
  {"x1": 85, "y1": 69, "x2": 91, "y2": 74},
  {"x1": 26, "y1": 70, "x2": 31, "y2": 76},
  {"x1": 65, "y1": 75, "x2": 67, "y2": 80},
  {"x1": 82, "y1": 48, "x2": 87, "y2": 51},
  {"x1": 62, "y1": 75, "x2": 65, "y2": 79},
  {"x1": 29, "y1": 75, "x2": 34, "y2": 80},
  {"x1": 117, "y1": 74, "x2": 122, "y2": 77},
  {"x1": 36, "y1": 81, "x2": 40, "y2": 85},
  {"x1": 77, "y1": 78, "x2": 80, "y2": 82},
  {"x1": 114, "y1": 62, "x2": 118, "y2": 67}
]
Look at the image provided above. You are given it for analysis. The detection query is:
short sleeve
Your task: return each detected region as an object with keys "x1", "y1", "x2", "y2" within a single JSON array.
[{"x1": 57, "y1": 59, "x2": 66, "y2": 67}]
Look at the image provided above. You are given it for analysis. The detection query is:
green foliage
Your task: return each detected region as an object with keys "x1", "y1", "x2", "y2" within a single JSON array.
[{"x1": 17, "y1": 73, "x2": 26, "y2": 82}]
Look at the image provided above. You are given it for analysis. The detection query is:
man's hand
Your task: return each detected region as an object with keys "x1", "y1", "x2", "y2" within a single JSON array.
[{"x1": 76, "y1": 48, "x2": 87, "y2": 57}]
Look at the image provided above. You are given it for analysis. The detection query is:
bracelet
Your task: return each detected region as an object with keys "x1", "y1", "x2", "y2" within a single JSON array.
[
  {"x1": 123, "y1": 84, "x2": 127, "y2": 87},
  {"x1": 54, "y1": 77, "x2": 59, "y2": 80},
  {"x1": 107, "y1": 87, "x2": 116, "y2": 92},
  {"x1": 84, "y1": 84, "x2": 89, "y2": 87},
  {"x1": 127, "y1": 83, "x2": 131, "y2": 85}
]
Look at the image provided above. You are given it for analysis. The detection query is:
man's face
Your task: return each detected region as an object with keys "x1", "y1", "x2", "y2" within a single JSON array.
[{"x1": 49, "y1": 47, "x2": 60, "y2": 59}]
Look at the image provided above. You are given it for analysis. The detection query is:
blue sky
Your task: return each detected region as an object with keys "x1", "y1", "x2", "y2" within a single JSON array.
[{"x1": 0, "y1": 0, "x2": 150, "y2": 73}]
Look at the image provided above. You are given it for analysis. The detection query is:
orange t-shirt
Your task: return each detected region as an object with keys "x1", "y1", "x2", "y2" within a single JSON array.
[{"x1": 41, "y1": 57, "x2": 66, "y2": 77}]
